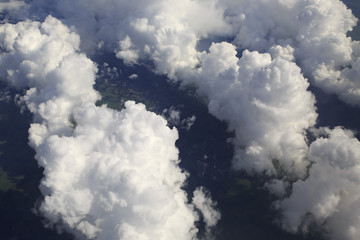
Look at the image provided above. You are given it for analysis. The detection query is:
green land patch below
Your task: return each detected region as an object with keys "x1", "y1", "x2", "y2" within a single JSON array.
[
  {"x1": 227, "y1": 178, "x2": 252, "y2": 197},
  {"x1": 0, "y1": 167, "x2": 24, "y2": 193}
]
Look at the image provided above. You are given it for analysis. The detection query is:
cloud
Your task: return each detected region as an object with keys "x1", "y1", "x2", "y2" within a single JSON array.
[
  {"x1": 0, "y1": 0, "x2": 27, "y2": 21},
  {"x1": 115, "y1": 35, "x2": 139, "y2": 65},
  {"x1": 277, "y1": 127, "x2": 360, "y2": 240},
  {"x1": 0, "y1": 15, "x2": 100, "y2": 144},
  {"x1": 221, "y1": 0, "x2": 360, "y2": 105},
  {"x1": 0, "y1": 16, "x2": 219, "y2": 240},
  {"x1": 0, "y1": 1, "x2": 26, "y2": 11},
  {"x1": 37, "y1": 102, "x2": 199, "y2": 240},
  {"x1": 128, "y1": 73, "x2": 138, "y2": 79},
  {"x1": 163, "y1": 107, "x2": 181, "y2": 126},
  {"x1": 25, "y1": 0, "x2": 230, "y2": 78},
  {"x1": 162, "y1": 107, "x2": 197, "y2": 131},
  {"x1": 188, "y1": 42, "x2": 317, "y2": 178},
  {"x1": 193, "y1": 187, "x2": 221, "y2": 238}
]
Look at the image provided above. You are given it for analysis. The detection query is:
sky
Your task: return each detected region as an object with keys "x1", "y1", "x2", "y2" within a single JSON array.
[{"x1": 0, "y1": 0, "x2": 360, "y2": 240}]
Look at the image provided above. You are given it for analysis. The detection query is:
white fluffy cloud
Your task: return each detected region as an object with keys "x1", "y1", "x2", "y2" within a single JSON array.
[
  {"x1": 0, "y1": 15, "x2": 100, "y2": 144},
  {"x1": 115, "y1": 35, "x2": 139, "y2": 65},
  {"x1": 221, "y1": 0, "x2": 360, "y2": 105},
  {"x1": 38, "y1": 102, "x2": 199, "y2": 240},
  {"x1": 189, "y1": 42, "x2": 317, "y2": 177},
  {"x1": 278, "y1": 127, "x2": 360, "y2": 240},
  {"x1": 0, "y1": 16, "x2": 219, "y2": 240},
  {"x1": 193, "y1": 187, "x2": 221, "y2": 238}
]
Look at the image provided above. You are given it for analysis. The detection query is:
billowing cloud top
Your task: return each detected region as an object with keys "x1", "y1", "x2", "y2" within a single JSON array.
[
  {"x1": 278, "y1": 127, "x2": 360, "y2": 240},
  {"x1": 38, "y1": 102, "x2": 198, "y2": 240},
  {"x1": 0, "y1": 16, "x2": 100, "y2": 144},
  {"x1": 226, "y1": 0, "x2": 360, "y2": 106},
  {"x1": 24, "y1": 0, "x2": 360, "y2": 106},
  {"x1": 191, "y1": 42, "x2": 317, "y2": 177}
]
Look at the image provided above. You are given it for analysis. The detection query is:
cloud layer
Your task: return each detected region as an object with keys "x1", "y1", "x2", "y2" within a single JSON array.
[{"x1": 2, "y1": 1, "x2": 360, "y2": 240}]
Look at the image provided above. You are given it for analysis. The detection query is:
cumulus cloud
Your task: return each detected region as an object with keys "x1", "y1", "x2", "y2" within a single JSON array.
[
  {"x1": 0, "y1": 16, "x2": 219, "y2": 240},
  {"x1": 38, "y1": 102, "x2": 199, "y2": 240},
  {"x1": 115, "y1": 36, "x2": 139, "y2": 65},
  {"x1": 189, "y1": 42, "x2": 317, "y2": 178},
  {"x1": 277, "y1": 127, "x2": 360, "y2": 240},
  {"x1": 221, "y1": 0, "x2": 360, "y2": 105},
  {"x1": 0, "y1": 15, "x2": 100, "y2": 144}
]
